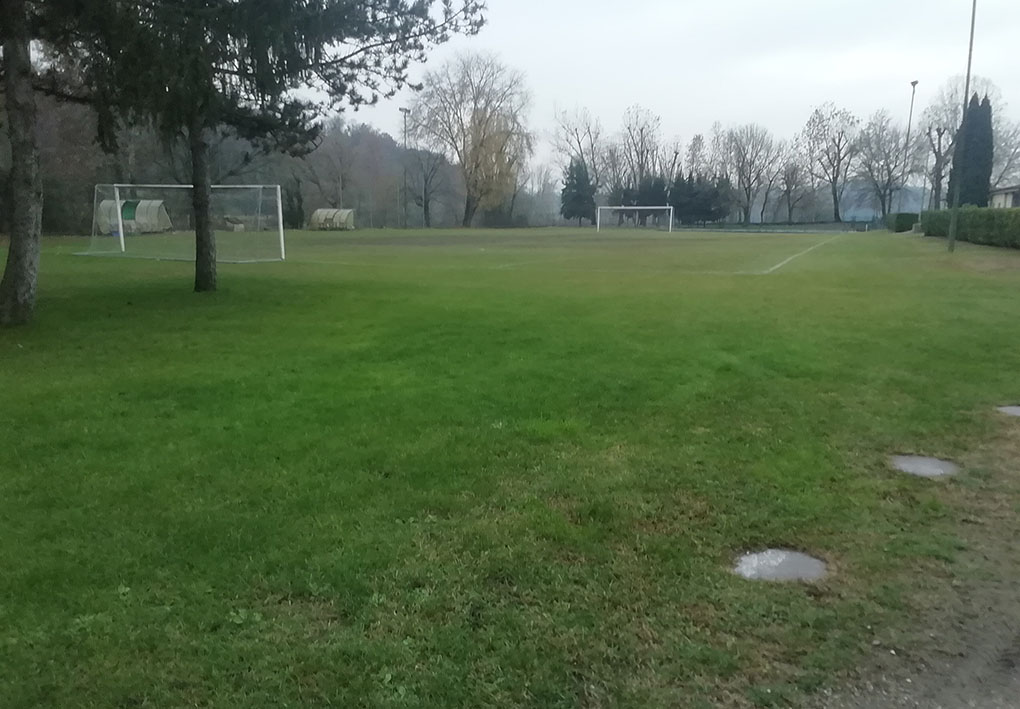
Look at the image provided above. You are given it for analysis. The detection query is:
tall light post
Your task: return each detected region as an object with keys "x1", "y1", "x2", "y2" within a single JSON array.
[
  {"x1": 948, "y1": 0, "x2": 979, "y2": 253},
  {"x1": 898, "y1": 80, "x2": 919, "y2": 214},
  {"x1": 399, "y1": 107, "x2": 411, "y2": 229}
]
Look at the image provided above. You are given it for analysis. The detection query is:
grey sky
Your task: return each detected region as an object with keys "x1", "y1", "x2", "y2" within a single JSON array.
[{"x1": 352, "y1": 0, "x2": 1020, "y2": 162}]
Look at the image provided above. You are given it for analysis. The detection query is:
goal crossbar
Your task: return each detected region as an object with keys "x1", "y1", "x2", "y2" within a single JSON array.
[{"x1": 596, "y1": 205, "x2": 674, "y2": 233}]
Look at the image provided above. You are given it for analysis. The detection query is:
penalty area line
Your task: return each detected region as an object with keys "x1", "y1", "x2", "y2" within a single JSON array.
[{"x1": 760, "y1": 234, "x2": 843, "y2": 274}]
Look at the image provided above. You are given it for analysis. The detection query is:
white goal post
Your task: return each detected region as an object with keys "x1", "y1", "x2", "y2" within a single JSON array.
[
  {"x1": 86, "y1": 183, "x2": 286, "y2": 263},
  {"x1": 596, "y1": 206, "x2": 674, "y2": 233}
]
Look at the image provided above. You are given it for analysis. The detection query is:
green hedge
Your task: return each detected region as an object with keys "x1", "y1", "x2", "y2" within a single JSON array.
[
  {"x1": 921, "y1": 207, "x2": 1020, "y2": 248},
  {"x1": 886, "y1": 213, "x2": 918, "y2": 233}
]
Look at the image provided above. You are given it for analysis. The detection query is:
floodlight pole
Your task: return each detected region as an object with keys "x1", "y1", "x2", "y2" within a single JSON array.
[
  {"x1": 948, "y1": 0, "x2": 979, "y2": 253},
  {"x1": 400, "y1": 107, "x2": 410, "y2": 230},
  {"x1": 898, "y1": 80, "x2": 919, "y2": 214}
]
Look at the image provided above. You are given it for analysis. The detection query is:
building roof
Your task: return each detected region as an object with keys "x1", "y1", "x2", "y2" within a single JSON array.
[{"x1": 991, "y1": 184, "x2": 1020, "y2": 194}]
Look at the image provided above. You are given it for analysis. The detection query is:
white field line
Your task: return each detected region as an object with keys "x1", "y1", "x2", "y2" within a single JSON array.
[
  {"x1": 489, "y1": 254, "x2": 585, "y2": 270},
  {"x1": 759, "y1": 234, "x2": 843, "y2": 274}
]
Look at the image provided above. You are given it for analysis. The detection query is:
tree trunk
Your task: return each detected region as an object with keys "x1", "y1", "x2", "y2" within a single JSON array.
[
  {"x1": 422, "y1": 193, "x2": 432, "y2": 228},
  {"x1": 932, "y1": 158, "x2": 944, "y2": 210},
  {"x1": 0, "y1": 0, "x2": 43, "y2": 327},
  {"x1": 189, "y1": 119, "x2": 216, "y2": 292},
  {"x1": 831, "y1": 182, "x2": 842, "y2": 222},
  {"x1": 462, "y1": 193, "x2": 479, "y2": 228}
]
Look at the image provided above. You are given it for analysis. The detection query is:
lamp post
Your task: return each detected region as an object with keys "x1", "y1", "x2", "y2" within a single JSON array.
[
  {"x1": 948, "y1": 0, "x2": 979, "y2": 253},
  {"x1": 898, "y1": 80, "x2": 919, "y2": 214},
  {"x1": 399, "y1": 107, "x2": 411, "y2": 230}
]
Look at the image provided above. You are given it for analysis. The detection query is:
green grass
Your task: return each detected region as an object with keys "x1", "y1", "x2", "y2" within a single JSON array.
[{"x1": 3, "y1": 228, "x2": 1020, "y2": 707}]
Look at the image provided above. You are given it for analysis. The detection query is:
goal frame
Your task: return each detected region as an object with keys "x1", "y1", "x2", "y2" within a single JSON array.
[
  {"x1": 92, "y1": 183, "x2": 287, "y2": 261},
  {"x1": 596, "y1": 205, "x2": 674, "y2": 233}
]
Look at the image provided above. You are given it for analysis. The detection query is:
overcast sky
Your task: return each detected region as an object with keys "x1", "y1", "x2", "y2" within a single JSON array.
[{"x1": 351, "y1": 0, "x2": 1020, "y2": 162}]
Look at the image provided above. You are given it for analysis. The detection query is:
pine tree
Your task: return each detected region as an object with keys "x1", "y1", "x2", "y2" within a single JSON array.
[
  {"x1": 561, "y1": 159, "x2": 596, "y2": 226},
  {"x1": 949, "y1": 94, "x2": 994, "y2": 207}
]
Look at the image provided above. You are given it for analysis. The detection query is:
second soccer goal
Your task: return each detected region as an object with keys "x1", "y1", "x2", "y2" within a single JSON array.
[
  {"x1": 86, "y1": 184, "x2": 286, "y2": 263},
  {"x1": 596, "y1": 206, "x2": 674, "y2": 233}
]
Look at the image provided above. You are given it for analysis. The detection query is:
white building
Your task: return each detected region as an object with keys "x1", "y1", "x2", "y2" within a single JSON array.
[{"x1": 990, "y1": 185, "x2": 1020, "y2": 209}]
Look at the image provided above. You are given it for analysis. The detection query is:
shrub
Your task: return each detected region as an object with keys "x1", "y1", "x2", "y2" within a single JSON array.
[
  {"x1": 886, "y1": 213, "x2": 919, "y2": 233},
  {"x1": 921, "y1": 207, "x2": 1020, "y2": 248}
]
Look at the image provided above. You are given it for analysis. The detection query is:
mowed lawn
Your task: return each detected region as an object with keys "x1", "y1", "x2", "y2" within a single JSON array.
[{"x1": 3, "y1": 229, "x2": 1020, "y2": 707}]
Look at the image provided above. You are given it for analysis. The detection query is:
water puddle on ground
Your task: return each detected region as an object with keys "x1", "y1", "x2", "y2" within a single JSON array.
[
  {"x1": 733, "y1": 549, "x2": 828, "y2": 582},
  {"x1": 997, "y1": 406, "x2": 1020, "y2": 417},
  {"x1": 890, "y1": 455, "x2": 959, "y2": 478}
]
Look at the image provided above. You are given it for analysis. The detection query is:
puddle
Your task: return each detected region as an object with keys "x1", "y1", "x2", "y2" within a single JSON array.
[
  {"x1": 890, "y1": 455, "x2": 959, "y2": 478},
  {"x1": 733, "y1": 549, "x2": 827, "y2": 582},
  {"x1": 997, "y1": 406, "x2": 1020, "y2": 417}
]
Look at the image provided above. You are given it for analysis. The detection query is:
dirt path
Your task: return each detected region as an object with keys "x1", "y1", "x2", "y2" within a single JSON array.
[{"x1": 817, "y1": 424, "x2": 1020, "y2": 709}]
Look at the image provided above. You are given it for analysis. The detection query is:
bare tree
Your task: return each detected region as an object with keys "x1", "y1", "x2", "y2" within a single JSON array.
[
  {"x1": 412, "y1": 52, "x2": 533, "y2": 227},
  {"x1": 602, "y1": 140, "x2": 628, "y2": 198},
  {"x1": 759, "y1": 141, "x2": 786, "y2": 224},
  {"x1": 159, "y1": 132, "x2": 268, "y2": 185},
  {"x1": 408, "y1": 147, "x2": 448, "y2": 228},
  {"x1": 708, "y1": 122, "x2": 731, "y2": 178},
  {"x1": 685, "y1": 134, "x2": 707, "y2": 176},
  {"x1": 777, "y1": 150, "x2": 812, "y2": 223},
  {"x1": 925, "y1": 125, "x2": 951, "y2": 210},
  {"x1": 727, "y1": 124, "x2": 782, "y2": 225},
  {"x1": 554, "y1": 107, "x2": 605, "y2": 193},
  {"x1": 802, "y1": 103, "x2": 860, "y2": 222},
  {"x1": 992, "y1": 118, "x2": 1020, "y2": 189},
  {"x1": 620, "y1": 105, "x2": 662, "y2": 186},
  {"x1": 856, "y1": 110, "x2": 908, "y2": 218},
  {"x1": 302, "y1": 118, "x2": 348, "y2": 208},
  {"x1": 661, "y1": 138, "x2": 684, "y2": 184}
]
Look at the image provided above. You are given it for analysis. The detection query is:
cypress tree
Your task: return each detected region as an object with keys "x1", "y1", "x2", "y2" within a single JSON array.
[
  {"x1": 972, "y1": 97, "x2": 995, "y2": 207},
  {"x1": 949, "y1": 94, "x2": 994, "y2": 207}
]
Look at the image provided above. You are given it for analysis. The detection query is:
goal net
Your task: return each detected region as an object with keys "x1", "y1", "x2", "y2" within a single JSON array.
[
  {"x1": 85, "y1": 184, "x2": 285, "y2": 262},
  {"x1": 596, "y1": 206, "x2": 674, "y2": 232}
]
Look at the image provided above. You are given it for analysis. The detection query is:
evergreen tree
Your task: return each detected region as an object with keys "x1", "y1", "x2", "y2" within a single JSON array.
[
  {"x1": 636, "y1": 175, "x2": 669, "y2": 226},
  {"x1": 949, "y1": 94, "x2": 994, "y2": 207},
  {"x1": 972, "y1": 97, "x2": 995, "y2": 206},
  {"x1": 560, "y1": 159, "x2": 596, "y2": 226},
  {"x1": 670, "y1": 173, "x2": 734, "y2": 225},
  {"x1": 670, "y1": 172, "x2": 695, "y2": 224}
]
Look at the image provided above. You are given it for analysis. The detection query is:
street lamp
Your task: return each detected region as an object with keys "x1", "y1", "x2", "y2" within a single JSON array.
[
  {"x1": 898, "y1": 80, "x2": 919, "y2": 214},
  {"x1": 399, "y1": 107, "x2": 411, "y2": 230},
  {"x1": 948, "y1": 0, "x2": 979, "y2": 253}
]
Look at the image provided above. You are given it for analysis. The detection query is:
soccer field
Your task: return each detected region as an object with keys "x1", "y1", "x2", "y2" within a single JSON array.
[{"x1": 4, "y1": 228, "x2": 1020, "y2": 707}]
